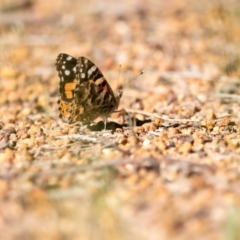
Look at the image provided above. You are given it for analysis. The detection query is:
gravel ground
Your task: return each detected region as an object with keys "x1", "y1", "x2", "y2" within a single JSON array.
[{"x1": 0, "y1": 0, "x2": 240, "y2": 239}]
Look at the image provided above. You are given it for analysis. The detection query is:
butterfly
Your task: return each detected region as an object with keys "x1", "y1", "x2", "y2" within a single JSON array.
[{"x1": 55, "y1": 53, "x2": 123, "y2": 129}]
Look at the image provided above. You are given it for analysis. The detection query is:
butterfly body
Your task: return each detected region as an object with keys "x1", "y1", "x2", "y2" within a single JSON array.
[{"x1": 56, "y1": 53, "x2": 122, "y2": 125}]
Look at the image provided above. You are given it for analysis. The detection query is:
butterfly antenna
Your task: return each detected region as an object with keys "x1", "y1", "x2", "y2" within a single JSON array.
[
  {"x1": 122, "y1": 71, "x2": 144, "y2": 88},
  {"x1": 117, "y1": 63, "x2": 122, "y2": 89}
]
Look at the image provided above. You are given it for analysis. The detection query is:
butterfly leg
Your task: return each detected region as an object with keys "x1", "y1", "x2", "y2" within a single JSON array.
[
  {"x1": 104, "y1": 116, "x2": 108, "y2": 130},
  {"x1": 113, "y1": 108, "x2": 126, "y2": 125}
]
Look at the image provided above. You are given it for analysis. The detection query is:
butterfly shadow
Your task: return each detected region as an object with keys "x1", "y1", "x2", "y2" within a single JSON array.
[{"x1": 87, "y1": 118, "x2": 152, "y2": 132}]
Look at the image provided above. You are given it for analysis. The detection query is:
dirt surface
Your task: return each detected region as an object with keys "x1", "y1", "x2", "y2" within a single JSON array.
[{"x1": 0, "y1": 0, "x2": 240, "y2": 239}]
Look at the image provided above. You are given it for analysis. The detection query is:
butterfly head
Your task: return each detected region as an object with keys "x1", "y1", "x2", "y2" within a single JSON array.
[{"x1": 114, "y1": 86, "x2": 123, "y2": 109}]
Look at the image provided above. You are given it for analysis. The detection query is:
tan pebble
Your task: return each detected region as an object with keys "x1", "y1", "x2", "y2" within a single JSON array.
[
  {"x1": 128, "y1": 136, "x2": 137, "y2": 146},
  {"x1": 160, "y1": 132, "x2": 168, "y2": 141},
  {"x1": 118, "y1": 164, "x2": 135, "y2": 175},
  {"x1": 154, "y1": 139, "x2": 167, "y2": 151},
  {"x1": 17, "y1": 142, "x2": 28, "y2": 151},
  {"x1": 8, "y1": 92, "x2": 19, "y2": 102},
  {"x1": 57, "y1": 150, "x2": 66, "y2": 158},
  {"x1": 28, "y1": 125, "x2": 41, "y2": 135},
  {"x1": 27, "y1": 188, "x2": 49, "y2": 207},
  {"x1": 17, "y1": 122, "x2": 29, "y2": 128},
  {"x1": 162, "y1": 168, "x2": 178, "y2": 181},
  {"x1": 0, "y1": 148, "x2": 15, "y2": 163},
  {"x1": 59, "y1": 176, "x2": 71, "y2": 188},
  {"x1": 125, "y1": 173, "x2": 139, "y2": 185},
  {"x1": 22, "y1": 138, "x2": 34, "y2": 148},
  {"x1": 115, "y1": 128, "x2": 123, "y2": 133},
  {"x1": 207, "y1": 111, "x2": 217, "y2": 120},
  {"x1": 192, "y1": 132, "x2": 203, "y2": 139},
  {"x1": 149, "y1": 122, "x2": 158, "y2": 131},
  {"x1": 124, "y1": 129, "x2": 134, "y2": 137},
  {"x1": 0, "y1": 133, "x2": 4, "y2": 141},
  {"x1": 193, "y1": 136, "x2": 204, "y2": 145},
  {"x1": 17, "y1": 130, "x2": 30, "y2": 139},
  {"x1": 135, "y1": 114, "x2": 145, "y2": 121},
  {"x1": 20, "y1": 107, "x2": 31, "y2": 116},
  {"x1": 49, "y1": 129, "x2": 63, "y2": 137},
  {"x1": 226, "y1": 133, "x2": 237, "y2": 139},
  {"x1": 180, "y1": 128, "x2": 194, "y2": 135},
  {"x1": 178, "y1": 142, "x2": 192, "y2": 154},
  {"x1": 143, "y1": 139, "x2": 151, "y2": 148},
  {"x1": 142, "y1": 123, "x2": 153, "y2": 132},
  {"x1": 153, "y1": 118, "x2": 164, "y2": 127},
  {"x1": 117, "y1": 137, "x2": 128, "y2": 145},
  {"x1": 9, "y1": 133, "x2": 18, "y2": 146},
  {"x1": 0, "y1": 95, "x2": 8, "y2": 104},
  {"x1": 201, "y1": 120, "x2": 215, "y2": 130},
  {"x1": 4, "y1": 127, "x2": 16, "y2": 135},
  {"x1": 54, "y1": 139, "x2": 69, "y2": 146},
  {"x1": 63, "y1": 138, "x2": 71, "y2": 145},
  {"x1": 217, "y1": 117, "x2": 231, "y2": 126},
  {"x1": 226, "y1": 138, "x2": 240, "y2": 150},
  {"x1": 48, "y1": 176, "x2": 59, "y2": 187},
  {"x1": 0, "y1": 180, "x2": 9, "y2": 199},
  {"x1": 10, "y1": 47, "x2": 29, "y2": 62},
  {"x1": 131, "y1": 98, "x2": 144, "y2": 110},
  {"x1": 37, "y1": 95, "x2": 46, "y2": 108},
  {"x1": 102, "y1": 148, "x2": 116, "y2": 158},
  {"x1": 4, "y1": 202, "x2": 23, "y2": 219},
  {"x1": 192, "y1": 142, "x2": 204, "y2": 151},
  {"x1": 83, "y1": 127, "x2": 91, "y2": 134},
  {"x1": 0, "y1": 66, "x2": 17, "y2": 79},
  {"x1": 33, "y1": 136, "x2": 45, "y2": 146},
  {"x1": 168, "y1": 128, "x2": 180, "y2": 137},
  {"x1": 68, "y1": 126, "x2": 80, "y2": 134},
  {"x1": 133, "y1": 126, "x2": 144, "y2": 134}
]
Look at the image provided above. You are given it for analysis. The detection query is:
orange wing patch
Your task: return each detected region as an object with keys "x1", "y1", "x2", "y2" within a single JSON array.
[{"x1": 64, "y1": 79, "x2": 78, "y2": 100}]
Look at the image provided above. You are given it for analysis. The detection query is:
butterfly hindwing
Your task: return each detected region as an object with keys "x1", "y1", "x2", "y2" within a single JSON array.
[{"x1": 56, "y1": 53, "x2": 78, "y2": 103}]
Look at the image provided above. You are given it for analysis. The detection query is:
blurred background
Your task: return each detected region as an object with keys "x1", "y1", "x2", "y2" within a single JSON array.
[{"x1": 0, "y1": 0, "x2": 240, "y2": 239}]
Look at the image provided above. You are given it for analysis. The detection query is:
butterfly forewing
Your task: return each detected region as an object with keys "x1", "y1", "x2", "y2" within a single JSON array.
[
  {"x1": 76, "y1": 57, "x2": 104, "y2": 84},
  {"x1": 56, "y1": 53, "x2": 78, "y2": 103}
]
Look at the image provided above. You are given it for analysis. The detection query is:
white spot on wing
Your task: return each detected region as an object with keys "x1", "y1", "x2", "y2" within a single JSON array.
[
  {"x1": 65, "y1": 70, "x2": 70, "y2": 75},
  {"x1": 81, "y1": 73, "x2": 85, "y2": 78},
  {"x1": 62, "y1": 65, "x2": 65, "y2": 69},
  {"x1": 84, "y1": 58, "x2": 88, "y2": 64},
  {"x1": 73, "y1": 67, "x2": 76, "y2": 73},
  {"x1": 88, "y1": 65, "x2": 97, "y2": 76},
  {"x1": 66, "y1": 56, "x2": 72, "y2": 60}
]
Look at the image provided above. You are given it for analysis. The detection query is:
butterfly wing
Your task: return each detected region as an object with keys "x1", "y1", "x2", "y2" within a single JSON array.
[
  {"x1": 56, "y1": 53, "x2": 78, "y2": 103},
  {"x1": 56, "y1": 54, "x2": 121, "y2": 124},
  {"x1": 55, "y1": 53, "x2": 79, "y2": 122}
]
